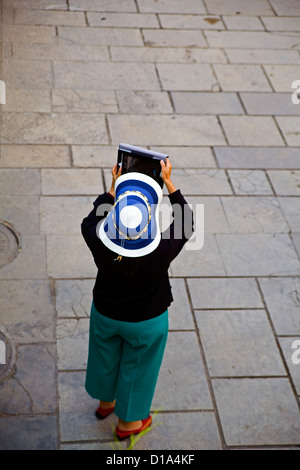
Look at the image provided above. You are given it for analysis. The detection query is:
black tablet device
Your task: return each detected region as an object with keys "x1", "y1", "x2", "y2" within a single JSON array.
[{"x1": 117, "y1": 143, "x2": 168, "y2": 188}]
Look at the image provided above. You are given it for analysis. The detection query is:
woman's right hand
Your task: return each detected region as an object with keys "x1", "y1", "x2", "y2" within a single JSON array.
[
  {"x1": 160, "y1": 158, "x2": 172, "y2": 182},
  {"x1": 160, "y1": 158, "x2": 176, "y2": 194}
]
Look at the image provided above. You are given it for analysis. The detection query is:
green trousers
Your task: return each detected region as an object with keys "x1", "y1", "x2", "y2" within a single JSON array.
[{"x1": 85, "y1": 302, "x2": 169, "y2": 422}]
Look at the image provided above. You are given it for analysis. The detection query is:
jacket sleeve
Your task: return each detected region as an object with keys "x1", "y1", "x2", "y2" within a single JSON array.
[
  {"x1": 161, "y1": 189, "x2": 194, "y2": 264},
  {"x1": 81, "y1": 192, "x2": 114, "y2": 256}
]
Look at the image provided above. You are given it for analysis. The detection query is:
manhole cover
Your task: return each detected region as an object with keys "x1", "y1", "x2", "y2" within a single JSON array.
[
  {"x1": 0, "y1": 222, "x2": 20, "y2": 268},
  {"x1": 0, "y1": 332, "x2": 15, "y2": 381}
]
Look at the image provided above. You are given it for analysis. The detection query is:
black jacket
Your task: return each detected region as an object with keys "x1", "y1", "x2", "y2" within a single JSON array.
[{"x1": 81, "y1": 189, "x2": 193, "y2": 322}]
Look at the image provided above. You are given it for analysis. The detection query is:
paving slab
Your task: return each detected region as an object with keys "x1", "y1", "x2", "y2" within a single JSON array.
[
  {"x1": 275, "y1": 117, "x2": 300, "y2": 147},
  {"x1": 69, "y1": 0, "x2": 137, "y2": 12},
  {"x1": 269, "y1": 0, "x2": 300, "y2": 16},
  {"x1": 0, "y1": 169, "x2": 41, "y2": 195},
  {"x1": 227, "y1": 170, "x2": 274, "y2": 195},
  {"x1": 214, "y1": 64, "x2": 272, "y2": 92},
  {"x1": 153, "y1": 332, "x2": 212, "y2": 411},
  {"x1": 0, "y1": 196, "x2": 40, "y2": 235},
  {"x1": 0, "y1": 145, "x2": 71, "y2": 168},
  {"x1": 292, "y1": 234, "x2": 300, "y2": 258},
  {"x1": 278, "y1": 197, "x2": 300, "y2": 233},
  {"x1": 258, "y1": 278, "x2": 300, "y2": 335},
  {"x1": 264, "y1": 65, "x2": 300, "y2": 92},
  {"x1": 168, "y1": 278, "x2": 194, "y2": 330},
  {"x1": 268, "y1": 170, "x2": 300, "y2": 196},
  {"x1": 58, "y1": 370, "x2": 115, "y2": 442},
  {"x1": 57, "y1": 318, "x2": 90, "y2": 370},
  {"x1": 46, "y1": 235, "x2": 97, "y2": 278},
  {"x1": 212, "y1": 378, "x2": 300, "y2": 446},
  {"x1": 219, "y1": 116, "x2": 285, "y2": 147},
  {"x1": 133, "y1": 412, "x2": 222, "y2": 450},
  {"x1": 0, "y1": 236, "x2": 47, "y2": 280},
  {"x1": 4, "y1": 89, "x2": 52, "y2": 113},
  {"x1": 261, "y1": 16, "x2": 300, "y2": 32},
  {"x1": 0, "y1": 280, "x2": 55, "y2": 343},
  {"x1": 170, "y1": 235, "x2": 226, "y2": 277},
  {"x1": 54, "y1": 61, "x2": 160, "y2": 90},
  {"x1": 0, "y1": 416, "x2": 57, "y2": 450},
  {"x1": 240, "y1": 92, "x2": 300, "y2": 116},
  {"x1": 159, "y1": 14, "x2": 224, "y2": 30},
  {"x1": 188, "y1": 278, "x2": 264, "y2": 310},
  {"x1": 13, "y1": 9, "x2": 86, "y2": 26},
  {"x1": 52, "y1": 89, "x2": 118, "y2": 114},
  {"x1": 110, "y1": 46, "x2": 227, "y2": 63},
  {"x1": 172, "y1": 92, "x2": 244, "y2": 115},
  {"x1": 155, "y1": 147, "x2": 217, "y2": 169},
  {"x1": 71, "y1": 146, "x2": 117, "y2": 168},
  {"x1": 222, "y1": 15, "x2": 264, "y2": 30},
  {"x1": 0, "y1": 343, "x2": 56, "y2": 416},
  {"x1": 221, "y1": 196, "x2": 289, "y2": 233},
  {"x1": 204, "y1": 0, "x2": 274, "y2": 15},
  {"x1": 195, "y1": 309, "x2": 286, "y2": 377},
  {"x1": 10, "y1": 344, "x2": 56, "y2": 413},
  {"x1": 157, "y1": 64, "x2": 217, "y2": 91},
  {"x1": 55, "y1": 279, "x2": 94, "y2": 318},
  {"x1": 87, "y1": 12, "x2": 159, "y2": 28},
  {"x1": 1, "y1": 113, "x2": 108, "y2": 145},
  {"x1": 57, "y1": 26, "x2": 143, "y2": 46},
  {"x1": 40, "y1": 196, "x2": 94, "y2": 234},
  {"x1": 278, "y1": 337, "x2": 300, "y2": 395},
  {"x1": 226, "y1": 48, "x2": 300, "y2": 65},
  {"x1": 214, "y1": 147, "x2": 300, "y2": 169},
  {"x1": 2, "y1": 24, "x2": 56, "y2": 43},
  {"x1": 41, "y1": 169, "x2": 103, "y2": 195},
  {"x1": 3, "y1": 0, "x2": 67, "y2": 8},
  {"x1": 143, "y1": 29, "x2": 206, "y2": 48},
  {"x1": 137, "y1": 0, "x2": 207, "y2": 14},
  {"x1": 170, "y1": 169, "x2": 232, "y2": 195},
  {"x1": 216, "y1": 233, "x2": 300, "y2": 276},
  {"x1": 12, "y1": 43, "x2": 110, "y2": 61},
  {"x1": 205, "y1": 31, "x2": 300, "y2": 49},
  {"x1": 116, "y1": 90, "x2": 173, "y2": 114},
  {"x1": 108, "y1": 114, "x2": 226, "y2": 146},
  {"x1": 186, "y1": 196, "x2": 231, "y2": 234}
]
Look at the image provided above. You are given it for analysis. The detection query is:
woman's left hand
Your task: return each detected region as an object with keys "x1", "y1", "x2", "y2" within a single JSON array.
[{"x1": 108, "y1": 164, "x2": 122, "y2": 199}]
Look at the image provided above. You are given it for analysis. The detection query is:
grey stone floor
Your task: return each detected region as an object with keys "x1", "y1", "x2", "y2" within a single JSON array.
[{"x1": 0, "y1": 0, "x2": 300, "y2": 450}]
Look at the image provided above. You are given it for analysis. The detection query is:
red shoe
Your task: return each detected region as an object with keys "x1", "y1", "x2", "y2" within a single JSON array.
[
  {"x1": 95, "y1": 405, "x2": 115, "y2": 420},
  {"x1": 116, "y1": 415, "x2": 152, "y2": 441}
]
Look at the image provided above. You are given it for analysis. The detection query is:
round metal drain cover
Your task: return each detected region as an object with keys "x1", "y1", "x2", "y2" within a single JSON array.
[
  {"x1": 0, "y1": 222, "x2": 20, "y2": 268},
  {"x1": 0, "y1": 332, "x2": 15, "y2": 381}
]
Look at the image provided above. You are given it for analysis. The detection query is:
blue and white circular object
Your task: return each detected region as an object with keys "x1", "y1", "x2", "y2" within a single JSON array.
[{"x1": 98, "y1": 172, "x2": 163, "y2": 257}]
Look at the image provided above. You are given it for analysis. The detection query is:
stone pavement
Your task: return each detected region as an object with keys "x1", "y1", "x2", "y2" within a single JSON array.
[{"x1": 0, "y1": 0, "x2": 300, "y2": 451}]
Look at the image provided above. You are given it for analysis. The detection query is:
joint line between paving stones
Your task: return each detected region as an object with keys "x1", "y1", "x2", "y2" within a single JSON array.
[
  {"x1": 216, "y1": 115, "x2": 229, "y2": 146},
  {"x1": 255, "y1": 278, "x2": 300, "y2": 413},
  {"x1": 273, "y1": 116, "x2": 289, "y2": 147},
  {"x1": 50, "y1": 276, "x2": 61, "y2": 449},
  {"x1": 236, "y1": 92, "x2": 247, "y2": 115},
  {"x1": 263, "y1": 169, "x2": 276, "y2": 196},
  {"x1": 68, "y1": 145, "x2": 73, "y2": 167},
  {"x1": 183, "y1": 278, "x2": 227, "y2": 449},
  {"x1": 134, "y1": 0, "x2": 140, "y2": 14},
  {"x1": 289, "y1": 233, "x2": 300, "y2": 262},
  {"x1": 104, "y1": 114, "x2": 112, "y2": 145},
  {"x1": 213, "y1": 233, "x2": 229, "y2": 277},
  {"x1": 84, "y1": 11, "x2": 89, "y2": 28},
  {"x1": 266, "y1": 0, "x2": 278, "y2": 17},
  {"x1": 211, "y1": 146, "x2": 220, "y2": 169},
  {"x1": 101, "y1": 168, "x2": 107, "y2": 192}
]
